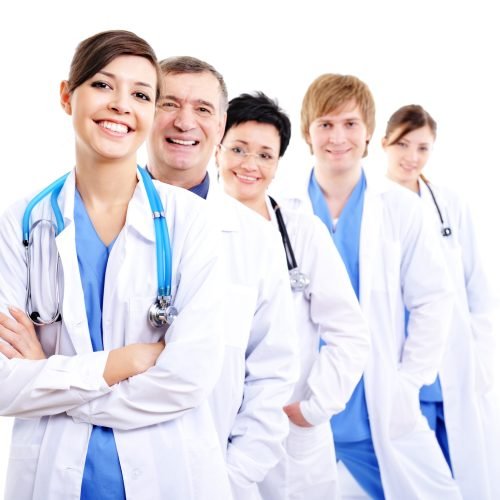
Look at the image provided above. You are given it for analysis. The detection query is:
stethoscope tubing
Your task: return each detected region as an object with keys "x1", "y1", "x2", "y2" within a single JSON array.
[{"x1": 420, "y1": 175, "x2": 452, "y2": 237}]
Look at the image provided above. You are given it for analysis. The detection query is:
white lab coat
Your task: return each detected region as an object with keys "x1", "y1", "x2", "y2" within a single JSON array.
[
  {"x1": 258, "y1": 199, "x2": 370, "y2": 500},
  {"x1": 274, "y1": 169, "x2": 462, "y2": 499},
  {"x1": 418, "y1": 178, "x2": 500, "y2": 499},
  {"x1": 205, "y1": 184, "x2": 299, "y2": 500},
  {"x1": 0, "y1": 170, "x2": 232, "y2": 500}
]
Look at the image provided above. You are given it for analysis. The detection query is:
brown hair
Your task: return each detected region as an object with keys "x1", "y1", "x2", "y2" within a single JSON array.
[
  {"x1": 158, "y1": 56, "x2": 228, "y2": 111},
  {"x1": 301, "y1": 74, "x2": 375, "y2": 156},
  {"x1": 68, "y1": 30, "x2": 161, "y2": 100},
  {"x1": 385, "y1": 104, "x2": 437, "y2": 145}
]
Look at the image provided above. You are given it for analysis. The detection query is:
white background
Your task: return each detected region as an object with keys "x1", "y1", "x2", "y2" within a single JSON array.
[{"x1": 1, "y1": 0, "x2": 499, "y2": 493}]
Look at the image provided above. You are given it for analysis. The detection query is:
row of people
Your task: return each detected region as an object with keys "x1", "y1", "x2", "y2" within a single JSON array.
[{"x1": 0, "y1": 29, "x2": 497, "y2": 500}]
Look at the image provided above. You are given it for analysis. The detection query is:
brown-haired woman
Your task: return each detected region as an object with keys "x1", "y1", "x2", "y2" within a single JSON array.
[
  {"x1": 383, "y1": 104, "x2": 500, "y2": 499},
  {"x1": 0, "y1": 30, "x2": 230, "y2": 500}
]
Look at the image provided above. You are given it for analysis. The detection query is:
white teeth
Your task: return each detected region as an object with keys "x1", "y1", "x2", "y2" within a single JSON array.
[
  {"x1": 236, "y1": 173, "x2": 258, "y2": 181},
  {"x1": 170, "y1": 138, "x2": 196, "y2": 146},
  {"x1": 100, "y1": 121, "x2": 128, "y2": 134}
]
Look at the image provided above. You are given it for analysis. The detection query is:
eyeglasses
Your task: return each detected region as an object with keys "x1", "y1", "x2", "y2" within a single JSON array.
[{"x1": 218, "y1": 143, "x2": 277, "y2": 168}]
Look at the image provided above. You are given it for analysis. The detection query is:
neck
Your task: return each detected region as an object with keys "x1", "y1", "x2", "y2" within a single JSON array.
[
  {"x1": 149, "y1": 161, "x2": 207, "y2": 190},
  {"x1": 314, "y1": 163, "x2": 362, "y2": 218},
  {"x1": 75, "y1": 153, "x2": 138, "y2": 207}
]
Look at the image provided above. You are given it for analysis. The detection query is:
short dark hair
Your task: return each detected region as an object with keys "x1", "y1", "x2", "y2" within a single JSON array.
[
  {"x1": 68, "y1": 30, "x2": 161, "y2": 100},
  {"x1": 222, "y1": 92, "x2": 291, "y2": 157},
  {"x1": 385, "y1": 104, "x2": 437, "y2": 145},
  {"x1": 158, "y1": 56, "x2": 228, "y2": 110}
]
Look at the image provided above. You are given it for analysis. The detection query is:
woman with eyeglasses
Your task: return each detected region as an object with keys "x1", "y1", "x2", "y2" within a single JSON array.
[
  {"x1": 215, "y1": 91, "x2": 370, "y2": 500},
  {"x1": 383, "y1": 104, "x2": 500, "y2": 499}
]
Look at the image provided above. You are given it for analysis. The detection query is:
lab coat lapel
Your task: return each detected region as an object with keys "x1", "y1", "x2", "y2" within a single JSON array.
[
  {"x1": 358, "y1": 177, "x2": 384, "y2": 315},
  {"x1": 55, "y1": 171, "x2": 94, "y2": 354}
]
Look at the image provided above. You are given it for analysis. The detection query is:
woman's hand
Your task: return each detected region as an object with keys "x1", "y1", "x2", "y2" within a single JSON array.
[
  {"x1": 0, "y1": 306, "x2": 46, "y2": 360},
  {"x1": 283, "y1": 401, "x2": 313, "y2": 428},
  {"x1": 104, "y1": 341, "x2": 165, "y2": 386}
]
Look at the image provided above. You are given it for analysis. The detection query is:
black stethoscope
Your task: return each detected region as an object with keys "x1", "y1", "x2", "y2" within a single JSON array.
[
  {"x1": 420, "y1": 175, "x2": 452, "y2": 237},
  {"x1": 268, "y1": 196, "x2": 310, "y2": 292}
]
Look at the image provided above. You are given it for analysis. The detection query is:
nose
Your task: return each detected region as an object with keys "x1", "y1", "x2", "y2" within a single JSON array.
[
  {"x1": 173, "y1": 106, "x2": 196, "y2": 132},
  {"x1": 240, "y1": 154, "x2": 259, "y2": 170},
  {"x1": 405, "y1": 147, "x2": 419, "y2": 163},
  {"x1": 108, "y1": 90, "x2": 131, "y2": 114},
  {"x1": 328, "y1": 126, "x2": 346, "y2": 144}
]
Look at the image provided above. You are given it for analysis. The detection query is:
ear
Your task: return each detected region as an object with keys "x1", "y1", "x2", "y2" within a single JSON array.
[
  {"x1": 214, "y1": 145, "x2": 220, "y2": 170},
  {"x1": 60, "y1": 81, "x2": 72, "y2": 115},
  {"x1": 217, "y1": 111, "x2": 227, "y2": 143},
  {"x1": 381, "y1": 136, "x2": 388, "y2": 150}
]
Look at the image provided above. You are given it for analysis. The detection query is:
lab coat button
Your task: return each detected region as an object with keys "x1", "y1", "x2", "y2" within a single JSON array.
[{"x1": 132, "y1": 468, "x2": 142, "y2": 479}]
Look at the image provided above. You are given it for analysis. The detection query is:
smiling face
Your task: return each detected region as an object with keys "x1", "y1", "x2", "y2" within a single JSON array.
[
  {"x1": 383, "y1": 125, "x2": 435, "y2": 192},
  {"x1": 60, "y1": 55, "x2": 157, "y2": 164},
  {"x1": 147, "y1": 71, "x2": 226, "y2": 187},
  {"x1": 216, "y1": 121, "x2": 280, "y2": 208},
  {"x1": 307, "y1": 100, "x2": 370, "y2": 177}
]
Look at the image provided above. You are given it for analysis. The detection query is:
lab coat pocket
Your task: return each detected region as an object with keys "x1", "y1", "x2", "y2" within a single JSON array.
[
  {"x1": 389, "y1": 374, "x2": 420, "y2": 439},
  {"x1": 223, "y1": 284, "x2": 257, "y2": 349},
  {"x1": 126, "y1": 296, "x2": 166, "y2": 344},
  {"x1": 286, "y1": 422, "x2": 337, "y2": 495}
]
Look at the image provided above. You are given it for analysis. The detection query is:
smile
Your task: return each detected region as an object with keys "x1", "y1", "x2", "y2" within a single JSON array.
[
  {"x1": 235, "y1": 173, "x2": 259, "y2": 182},
  {"x1": 97, "y1": 120, "x2": 130, "y2": 134},
  {"x1": 166, "y1": 138, "x2": 199, "y2": 146}
]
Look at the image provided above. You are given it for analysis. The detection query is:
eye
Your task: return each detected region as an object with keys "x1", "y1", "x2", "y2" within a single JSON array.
[
  {"x1": 197, "y1": 106, "x2": 212, "y2": 115},
  {"x1": 159, "y1": 100, "x2": 178, "y2": 109},
  {"x1": 397, "y1": 141, "x2": 408, "y2": 148},
  {"x1": 134, "y1": 91, "x2": 152, "y2": 102},
  {"x1": 319, "y1": 122, "x2": 331, "y2": 128},
  {"x1": 419, "y1": 146, "x2": 429, "y2": 152},
  {"x1": 91, "y1": 81, "x2": 111, "y2": 90},
  {"x1": 259, "y1": 152, "x2": 274, "y2": 161},
  {"x1": 231, "y1": 146, "x2": 245, "y2": 155},
  {"x1": 346, "y1": 121, "x2": 356, "y2": 128}
]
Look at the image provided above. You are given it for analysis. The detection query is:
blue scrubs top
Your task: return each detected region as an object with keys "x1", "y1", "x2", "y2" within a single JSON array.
[
  {"x1": 75, "y1": 191, "x2": 126, "y2": 500},
  {"x1": 308, "y1": 169, "x2": 371, "y2": 442}
]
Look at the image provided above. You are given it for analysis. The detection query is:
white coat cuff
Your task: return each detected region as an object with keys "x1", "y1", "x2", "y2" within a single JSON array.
[
  {"x1": 32, "y1": 351, "x2": 111, "y2": 393},
  {"x1": 299, "y1": 399, "x2": 327, "y2": 427}
]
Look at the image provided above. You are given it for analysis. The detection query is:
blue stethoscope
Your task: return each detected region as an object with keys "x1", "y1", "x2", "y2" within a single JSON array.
[{"x1": 22, "y1": 166, "x2": 177, "y2": 329}]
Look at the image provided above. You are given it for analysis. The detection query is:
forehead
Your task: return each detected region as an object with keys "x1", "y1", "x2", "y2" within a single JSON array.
[
  {"x1": 397, "y1": 125, "x2": 435, "y2": 143},
  {"x1": 315, "y1": 99, "x2": 364, "y2": 122},
  {"x1": 225, "y1": 121, "x2": 281, "y2": 149},
  {"x1": 98, "y1": 55, "x2": 157, "y2": 85},
  {"x1": 161, "y1": 71, "x2": 222, "y2": 106}
]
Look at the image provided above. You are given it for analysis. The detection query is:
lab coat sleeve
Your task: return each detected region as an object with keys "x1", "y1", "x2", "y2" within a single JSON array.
[
  {"x1": 67, "y1": 207, "x2": 225, "y2": 430},
  {"x1": 399, "y1": 197, "x2": 454, "y2": 387},
  {"x1": 0, "y1": 204, "x2": 112, "y2": 417},
  {"x1": 226, "y1": 229, "x2": 299, "y2": 489},
  {"x1": 299, "y1": 216, "x2": 370, "y2": 426},
  {"x1": 456, "y1": 196, "x2": 498, "y2": 391}
]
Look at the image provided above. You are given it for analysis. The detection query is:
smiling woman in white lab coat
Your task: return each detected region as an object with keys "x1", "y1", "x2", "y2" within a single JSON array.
[
  {"x1": 383, "y1": 104, "x2": 500, "y2": 499},
  {"x1": 0, "y1": 30, "x2": 230, "y2": 500},
  {"x1": 215, "y1": 91, "x2": 370, "y2": 499}
]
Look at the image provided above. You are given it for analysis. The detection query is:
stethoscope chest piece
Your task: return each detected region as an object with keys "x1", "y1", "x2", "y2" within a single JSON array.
[
  {"x1": 442, "y1": 227, "x2": 452, "y2": 237},
  {"x1": 289, "y1": 267, "x2": 310, "y2": 292},
  {"x1": 149, "y1": 296, "x2": 178, "y2": 328}
]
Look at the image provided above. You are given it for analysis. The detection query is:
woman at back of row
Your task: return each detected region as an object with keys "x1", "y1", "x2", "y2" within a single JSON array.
[{"x1": 383, "y1": 104, "x2": 500, "y2": 499}]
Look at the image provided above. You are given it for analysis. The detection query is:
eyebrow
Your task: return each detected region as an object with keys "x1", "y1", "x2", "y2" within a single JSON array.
[
  {"x1": 160, "y1": 95, "x2": 216, "y2": 112},
  {"x1": 232, "y1": 139, "x2": 275, "y2": 151},
  {"x1": 97, "y1": 70, "x2": 154, "y2": 89}
]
